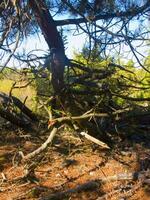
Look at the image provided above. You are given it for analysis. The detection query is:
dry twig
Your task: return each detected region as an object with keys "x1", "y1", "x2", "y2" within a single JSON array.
[
  {"x1": 22, "y1": 127, "x2": 58, "y2": 161},
  {"x1": 80, "y1": 131, "x2": 110, "y2": 149}
]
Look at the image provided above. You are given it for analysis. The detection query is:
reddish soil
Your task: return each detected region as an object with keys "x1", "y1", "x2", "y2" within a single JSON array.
[{"x1": 0, "y1": 126, "x2": 150, "y2": 200}]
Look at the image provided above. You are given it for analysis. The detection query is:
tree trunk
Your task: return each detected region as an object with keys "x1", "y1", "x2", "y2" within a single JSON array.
[{"x1": 29, "y1": 0, "x2": 66, "y2": 94}]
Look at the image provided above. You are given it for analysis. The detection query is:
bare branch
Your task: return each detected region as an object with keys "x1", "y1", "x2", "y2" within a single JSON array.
[
  {"x1": 55, "y1": 2, "x2": 150, "y2": 26},
  {"x1": 22, "y1": 127, "x2": 58, "y2": 161}
]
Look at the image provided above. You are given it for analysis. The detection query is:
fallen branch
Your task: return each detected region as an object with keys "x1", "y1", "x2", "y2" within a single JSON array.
[
  {"x1": 50, "y1": 108, "x2": 130, "y2": 124},
  {"x1": 0, "y1": 92, "x2": 38, "y2": 129},
  {"x1": 80, "y1": 131, "x2": 110, "y2": 149},
  {"x1": 0, "y1": 107, "x2": 31, "y2": 128},
  {"x1": 22, "y1": 127, "x2": 58, "y2": 161}
]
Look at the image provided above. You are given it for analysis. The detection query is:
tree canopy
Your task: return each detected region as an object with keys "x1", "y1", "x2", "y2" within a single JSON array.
[{"x1": 0, "y1": 0, "x2": 150, "y2": 69}]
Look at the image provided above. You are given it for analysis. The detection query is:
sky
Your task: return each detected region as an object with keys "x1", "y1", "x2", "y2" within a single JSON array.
[
  {"x1": 15, "y1": 26, "x2": 149, "y2": 69},
  {"x1": 22, "y1": 31, "x2": 85, "y2": 59},
  {"x1": 0, "y1": 12, "x2": 149, "y2": 69},
  {"x1": 0, "y1": 28, "x2": 86, "y2": 69}
]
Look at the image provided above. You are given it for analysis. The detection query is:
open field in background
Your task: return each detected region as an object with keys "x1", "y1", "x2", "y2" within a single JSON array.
[
  {"x1": 0, "y1": 77, "x2": 37, "y2": 111},
  {"x1": 0, "y1": 69, "x2": 52, "y2": 114}
]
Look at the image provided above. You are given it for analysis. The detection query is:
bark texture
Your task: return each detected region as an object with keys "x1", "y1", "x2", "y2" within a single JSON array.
[{"x1": 29, "y1": 0, "x2": 66, "y2": 93}]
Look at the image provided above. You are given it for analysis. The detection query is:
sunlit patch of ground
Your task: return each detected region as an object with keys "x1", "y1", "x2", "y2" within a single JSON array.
[{"x1": 0, "y1": 126, "x2": 149, "y2": 200}]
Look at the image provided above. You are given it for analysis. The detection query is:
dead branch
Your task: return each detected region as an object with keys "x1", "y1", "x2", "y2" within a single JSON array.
[
  {"x1": 11, "y1": 96, "x2": 38, "y2": 121},
  {"x1": 79, "y1": 131, "x2": 110, "y2": 149},
  {"x1": 22, "y1": 127, "x2": 58, "y2": 161},
  {"x1": 49, "y1": 108, "x2": 130, "y2": 124},
  {"x1": 0, "y1": 92, "x2": 38, "y2": 128},
  {"x1": 13, "y1": 79, "x2": 34, "y2": 89},
  {"x1": 55, "y1": 1, "x2": 150, "y2": 26},
  {"x1": 0, "y1": 107, "x2": 30, "y2": 128}
]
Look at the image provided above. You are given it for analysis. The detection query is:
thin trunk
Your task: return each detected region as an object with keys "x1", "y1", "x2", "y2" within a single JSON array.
[{"x1": 29, "y1": 0, "x2": 66, "y2": 93}]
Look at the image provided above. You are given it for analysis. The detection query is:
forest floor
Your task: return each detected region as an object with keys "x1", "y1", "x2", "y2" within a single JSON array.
[{"x1": 0, "y1": 120, "x2": 150, "y2": 200}]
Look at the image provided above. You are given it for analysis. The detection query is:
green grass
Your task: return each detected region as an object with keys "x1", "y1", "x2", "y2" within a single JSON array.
[{"x1": 0, "y1": 79, "x2": 37, "y2": 111}]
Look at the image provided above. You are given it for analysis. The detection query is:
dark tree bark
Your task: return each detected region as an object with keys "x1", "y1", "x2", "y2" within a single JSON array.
[{"x1": 29, "y1": 0, "x2": 66, "y2": 94}]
